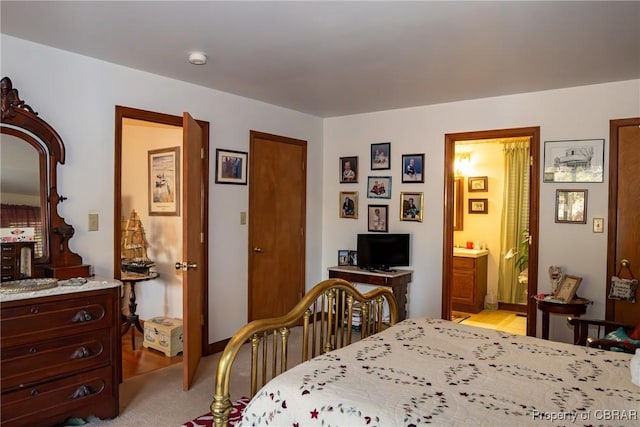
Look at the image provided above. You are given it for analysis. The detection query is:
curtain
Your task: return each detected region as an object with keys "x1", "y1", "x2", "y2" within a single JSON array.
[
  {"x1": 497, "y1": 141, "x2": 530, "y2": 304},
  {"x1": 1, "y1": 204, "x2": 43, "y2": 257}
]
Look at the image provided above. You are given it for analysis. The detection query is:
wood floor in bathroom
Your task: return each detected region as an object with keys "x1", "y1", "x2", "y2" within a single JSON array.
[{"x1": 459, "y1": 309, "x2": 527, "y2": 335}]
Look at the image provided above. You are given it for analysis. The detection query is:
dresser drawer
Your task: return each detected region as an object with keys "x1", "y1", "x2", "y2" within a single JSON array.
[
  {"x1": 1, "y1": 365, "x2": 116, "y2": 427},
  {"x1": 1, "y1": 294, "x2": 113, "y2": 347},
  {"x1": 452, "y1": 256, "x2": 475, "y2": 269},
  {"x1": 1, "y1": 329, "x2": 111, "y2": 391}
]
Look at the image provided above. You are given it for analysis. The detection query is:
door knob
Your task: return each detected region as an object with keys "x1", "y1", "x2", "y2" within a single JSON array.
[
  {"x1": 253, "y1": 247, "x2": 263, "y2": 253},
  {"x1": 175, "y1": 262, "x2": 197, "y2": 271}
]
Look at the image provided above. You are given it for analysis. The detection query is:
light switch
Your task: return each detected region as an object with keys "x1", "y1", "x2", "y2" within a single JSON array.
[
  {"x1": 88, "y1": 213, "x2": 99, "y2": 231},
  {"x1": 593, "y1": 217, "x2": 604, "y2": 233},
  {"x1": 240, "y1": 211, "x2": 247, "y2": 225}
]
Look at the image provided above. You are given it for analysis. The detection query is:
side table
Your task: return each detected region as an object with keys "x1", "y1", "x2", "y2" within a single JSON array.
[
  {"x1": 534, "y1": 295, "x2": 592, "y2": 340},
  {"x1": 121, "y1": 271, "x2": 159, "y2": 349}
]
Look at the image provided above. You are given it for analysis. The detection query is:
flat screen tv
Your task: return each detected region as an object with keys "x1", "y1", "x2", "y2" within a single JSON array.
[{"x1": 357, "y1": 233, "x2": 410, "y2": 271}]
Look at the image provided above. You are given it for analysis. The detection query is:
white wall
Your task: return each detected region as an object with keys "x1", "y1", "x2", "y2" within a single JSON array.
[
  {"x1": 1, "y1": 35, "x2": 325, "y2": 342},
  {"x1": 323, "y1": 80, "x2": 640, "y2": 342}
]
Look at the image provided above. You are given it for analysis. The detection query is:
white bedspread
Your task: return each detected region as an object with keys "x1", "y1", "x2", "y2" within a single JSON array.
[{"x1": 237, "y1": 318, "x2": 639, "y2": 426}]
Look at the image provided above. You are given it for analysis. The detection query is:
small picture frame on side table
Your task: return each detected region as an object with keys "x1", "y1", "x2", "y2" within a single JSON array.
[
  {"x1": 554, "y1": 275, "x2": 582, "y2": 303},
  {"x1": 348, "y1": 250, "x2": 358, "y2": 266},
  {"x1": 338, "y1": 250, "x2": 350, "y2": 266}
]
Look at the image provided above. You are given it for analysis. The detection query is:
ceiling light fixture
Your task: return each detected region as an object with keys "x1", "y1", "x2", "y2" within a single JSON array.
[{"x1": 188, "y1": 52, "x2": 207, "y2": 65}]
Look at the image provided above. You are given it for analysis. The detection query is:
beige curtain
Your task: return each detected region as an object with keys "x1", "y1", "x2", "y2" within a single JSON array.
[{"x1": 497, "y1": 140, "x2": 530, "y2": 304}]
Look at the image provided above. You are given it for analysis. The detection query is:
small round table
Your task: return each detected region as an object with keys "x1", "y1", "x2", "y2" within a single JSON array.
[
  {"x1": 534, "y1": 295, "x2": 592, "y2": 340},
  {"x1": 120, "y1": 271, "x2": 159, "y2": 349}
]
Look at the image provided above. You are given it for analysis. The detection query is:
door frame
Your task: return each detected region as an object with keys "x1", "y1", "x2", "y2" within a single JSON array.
[
  {"x1": 114, "y1": 106, "x2": 210, "y2": 358},
  {"x1": 442, "y1": 127, "x2": 540, "y2": 337}
]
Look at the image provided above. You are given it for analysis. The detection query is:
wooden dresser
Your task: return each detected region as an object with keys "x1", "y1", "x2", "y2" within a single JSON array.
[
  {"x1": 1, "y1": 242, "x2": 35, "y2": 282},
  {"x1": 0, "y1": 282, "x2": 121, "y2": 426},
  {"x1": 452, "y1": 253, "x2": 488, "y2": 314}
]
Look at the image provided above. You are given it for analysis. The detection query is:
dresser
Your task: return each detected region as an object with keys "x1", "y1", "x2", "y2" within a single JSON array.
[
  {"x1": 452, "y1": 252, "x2": 488, "y2": 314},
  {"x1": 1, "y1": 242, "x2": 35, "y2": 282},
  {"x1": 0, "y1": 280, "x2": 121, "y2": 426}
]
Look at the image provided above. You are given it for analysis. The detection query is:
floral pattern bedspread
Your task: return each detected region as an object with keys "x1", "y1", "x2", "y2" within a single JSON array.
[{"x1": 237, "y1": 318, "x2": 639, "y2": 426}]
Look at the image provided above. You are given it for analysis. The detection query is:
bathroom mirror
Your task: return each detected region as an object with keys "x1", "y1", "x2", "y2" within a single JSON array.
[
  {"x1": 453, "y1": 176, "x2": 463, "y2": 231},
  {"x1": 1, "y1": 76, "x2": 90, "y2": 278}
]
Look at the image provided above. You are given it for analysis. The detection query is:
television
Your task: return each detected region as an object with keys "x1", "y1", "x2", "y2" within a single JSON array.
[{"x1": 357, "y1": 233, "x2": 410, "y2": 271}]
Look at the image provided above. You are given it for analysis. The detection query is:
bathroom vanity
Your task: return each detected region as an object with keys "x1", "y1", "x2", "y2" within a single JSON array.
[
  {"x1": 452, "y1": 248, "x2": 489, "y2": 313},
  {"x1": 0, "y1": 279, "x2": 121, "y2": 426}
]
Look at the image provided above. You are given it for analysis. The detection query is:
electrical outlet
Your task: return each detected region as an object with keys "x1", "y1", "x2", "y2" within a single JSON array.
[
  {"x1": 593, "y1": 217, "x2": 604, "y2": 233},
  {"x1": 88, "y1": 213, "x2": 99, "y2": 231}
]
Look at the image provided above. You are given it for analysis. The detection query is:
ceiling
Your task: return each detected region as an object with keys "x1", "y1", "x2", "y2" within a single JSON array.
[{"x1": 1, "y1": 1, "x2": 639, "y2": 118}]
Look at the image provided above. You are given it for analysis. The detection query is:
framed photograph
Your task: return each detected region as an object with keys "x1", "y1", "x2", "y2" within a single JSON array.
[
  {"x1": 400, "y1": 192, "x2": 423, "y2": 222},
  {"x1": 215, "y1": 148, "x2": 247, "y2": 185},
  {"x1": 468, "y1": 176, "x2": 488, "y2": 192},
  {"x1": 371, "y1": 142, "x2": 391, "y2": 170},
  {"x1": 368, "y1": 204, "x2": 388, "y2": 232},
  {"x1": 543, "y1": 139, "x2": 604, "y2": 183},
  {"x1": 402, "y1": 153, "x2": 425, "y2": 183},
  {"x1": 339, "y1": 191, "x2": 358, "y2": 219},
  {"x1": 554, "y1": 275, "x2": 582, "y2": 303},
  {"x1": 338, "y1": 249, "x2": 350, "y2": 266},
  {"x1": 367, "y1": 176, "x2": 392, "y2": 199},
  {"x1": 340, "y1": 156, "x2": 358, "y2": 183},
  {"x1": 468, "y1": 198, "x2": 488, "y2": 214},
  {"x1": 348, "y1": 250, "x2": 358, "y2": 266},
  {"x1": 555, "y1": 189, "x2": 587, "y2": 224},
  {"x1": 148, "y1": 146, "x2": 180, "y2": 216}
]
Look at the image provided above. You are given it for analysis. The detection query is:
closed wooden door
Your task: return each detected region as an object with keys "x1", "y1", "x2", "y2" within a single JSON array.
[
  {"x1": 607, "y1": 118, "x2": 640, "y2": 326},
  {"x1": 248, "y1": 131, "x2": 306, "y2": 321}
]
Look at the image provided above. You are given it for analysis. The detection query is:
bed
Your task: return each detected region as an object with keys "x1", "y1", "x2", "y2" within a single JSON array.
[{"x1": 212, "y1": 281, "x2": 639, "y2": 426}]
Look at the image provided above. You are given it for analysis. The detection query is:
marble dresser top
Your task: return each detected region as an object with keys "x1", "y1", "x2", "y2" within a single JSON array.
[{"x1": 0, "y1": 277, "x2": 121, "y2": 303}]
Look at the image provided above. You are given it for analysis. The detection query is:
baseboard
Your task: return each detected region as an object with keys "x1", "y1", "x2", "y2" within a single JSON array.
[{"x1": 498, "y1": 302, "x2": 527, "y2": 314}]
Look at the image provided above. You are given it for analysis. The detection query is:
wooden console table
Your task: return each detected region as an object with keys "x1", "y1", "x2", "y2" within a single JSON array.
[
  {"x1": 328, "y1": 266, "x2": 412, "y2": 321},
  {"x1": 534, "y1": 295, "x2": 592, "y2": 340}
]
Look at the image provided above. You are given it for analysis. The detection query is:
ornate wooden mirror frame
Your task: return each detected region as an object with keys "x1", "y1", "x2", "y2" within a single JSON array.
[{"x1": 1, "y1": 76, "x2": 90, "y2": 278}]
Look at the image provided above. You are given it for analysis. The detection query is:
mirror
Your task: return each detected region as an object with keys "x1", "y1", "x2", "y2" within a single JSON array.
[
  {"x1": 453, "y1": 176, "x2": 463, "y2": 231},
  {"x1": 1, "y1": 76, "x2": 90, "y2": 279}
]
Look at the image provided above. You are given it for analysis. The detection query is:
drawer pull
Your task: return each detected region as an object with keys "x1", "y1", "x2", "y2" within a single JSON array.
[
  {"x1": 72, "y1": 310, "x2": 93, "y2": 323},
  {"x1": 71, "y1": 385, "x2": 93, "y2": 399},
  {"x1": 72, "y1": 346, "x2": 91, "y2": 359},
  {"x1": 28, "y1": 347, "x2": 38, "y2": 354},
  {"x1": 30, "y1": 389, "x2": 39, "y2": 396},
  {"x1": 30, "y1": 307, "x2": 39, "y2": 314}
]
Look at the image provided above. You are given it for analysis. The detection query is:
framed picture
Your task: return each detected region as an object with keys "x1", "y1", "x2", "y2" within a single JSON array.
[
  {"x1": 400, "y1": 192, "x2": 423, "y2": 222},
  {"x1": 367, "y1": 176, "x2": 392, "y2": 199},
  {"x1": 368, "y1": 204, "x2": 388, "y2": 232},
  {"x1": 555, "y1": 189, "x2": 587, "y2": 224},
  {"x1": 348, "y1": 250, "x2": 358, "y2": 266},
  {"x1": 338, "y1": 249, "x2": 350, "y2": 266},
  {"x1": 215, "y1": 148, "x2": 247, "y2": 185},
  {"x1": 340, "y1": 156, "x2": 358, "y2": 183},
  {"x1": 554, "y1": 275, "x2": 582, "y2": 303},
  {"x1": 543, "y1": 139, "x2": 604, "y2": 183},
  {"x1": 468, "y1": 176, "x2": 488, "y2": 192},
  {"x1": 371, "y1": 142, "x2": 391, "y2": 170},
  {"x1": 402, "y1": 153, "x2": 425, "y2": 183},
  {"x1": 339, "y1": 191, "x2": 358, "y2": 219},
  {"x1": 468, "y1": 198, "x2": 488, "y2": 214},
  {"x1": 148, "y1": 146, "x2": 180, "y2": 216}
]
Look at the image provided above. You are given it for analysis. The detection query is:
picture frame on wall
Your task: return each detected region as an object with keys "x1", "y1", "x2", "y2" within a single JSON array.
[
  {"x1": 367, "y1": 204, "x2": 388, "y2": 232},
  {"x1": 468, "y1": 176, "x2": 488, "y2": 192},
  {"x1": 400, "y1": 191, "x2": 423, "y2": 222},
  {"x1": 340, "y1": 156, "x2": 358, "y2": 183},
  {"x1": 468, "y1": 198, "x2": 488, "y2": 214},
  {"x1": 371, "y1": 142, "x2": 391, "y2": 170},
  {"x1": 339, "y1": 191, "x2": 358, "y2": 219},
  {"x1": 543, "y1": 139, "x2": 604, "y2": 183},
  {"x1": 402, "y1": 153, "x2": 425, "y2": 183},
  {"x1": 338, "y1": 249, "x2": 350, "y2": 266},
  {"x1": 215, "y1": 148, "x2": 248, "y2": 185},
  {"x1": 148, "y1": 146, "x2": 180, "y2": 216},
  {"x1": 367, "y1": 176, "x2": 392, "y2": 199},
  {"x1": 555, "y1": 189, "x2": 587, "y2": 224}
]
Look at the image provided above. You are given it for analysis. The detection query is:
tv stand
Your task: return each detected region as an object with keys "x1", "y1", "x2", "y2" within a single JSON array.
[{"x1": 328, "y1": 266, "x2": 412, "y2": 320}]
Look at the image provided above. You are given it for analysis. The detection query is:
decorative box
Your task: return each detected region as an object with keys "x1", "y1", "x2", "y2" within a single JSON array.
[{"x1": 143, "y1": 317, "x2": 183, "y2": 357}]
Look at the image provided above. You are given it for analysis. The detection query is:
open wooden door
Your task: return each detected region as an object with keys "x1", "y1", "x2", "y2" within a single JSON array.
[{"x1": 181, "y1": 112, "x2": 204, "y2": 390}]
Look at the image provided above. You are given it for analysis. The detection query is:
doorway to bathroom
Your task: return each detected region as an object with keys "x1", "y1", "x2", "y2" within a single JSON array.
[{"x1": 442, "y1": 127, "x2": 540, "y2": 337}]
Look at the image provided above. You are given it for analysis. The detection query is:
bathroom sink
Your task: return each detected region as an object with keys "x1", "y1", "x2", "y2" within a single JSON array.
[{"x1": 453, "y1": 248, "x2": 489, "y2": 258}]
